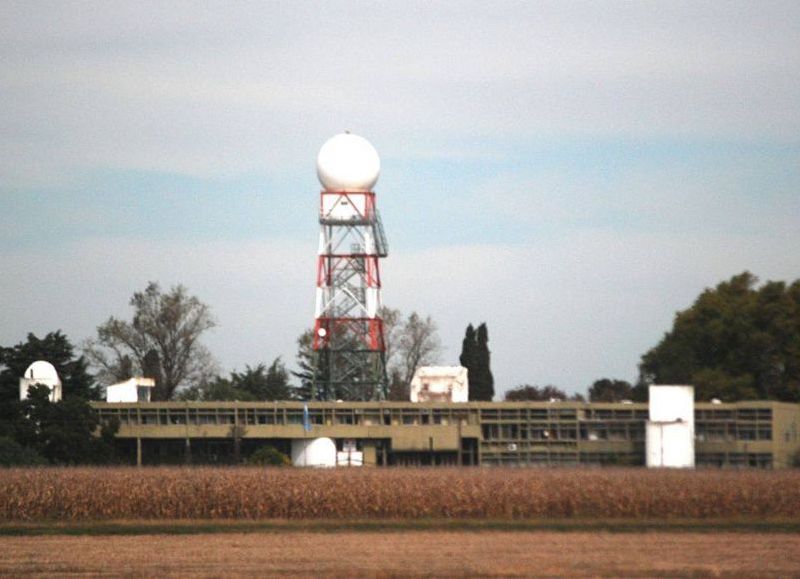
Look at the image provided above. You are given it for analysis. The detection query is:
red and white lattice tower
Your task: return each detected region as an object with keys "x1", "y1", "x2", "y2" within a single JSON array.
[{"x1": 311, "y1": 133, "x2": 389, "y2": 400}]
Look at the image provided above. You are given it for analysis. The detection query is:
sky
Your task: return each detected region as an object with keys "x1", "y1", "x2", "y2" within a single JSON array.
[{"x1": 1, "y1": 2, "x2": 799, "y2": 397}]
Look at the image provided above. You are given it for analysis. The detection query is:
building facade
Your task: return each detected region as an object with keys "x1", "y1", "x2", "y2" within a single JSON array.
[{"x1": 91, "y1": 400, "x2": 800, "y2": 469}]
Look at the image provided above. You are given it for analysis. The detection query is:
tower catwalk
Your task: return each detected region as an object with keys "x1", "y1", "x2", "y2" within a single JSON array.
[{"x1": 312, "y1": 133, "x2": 389, "y2": 400}]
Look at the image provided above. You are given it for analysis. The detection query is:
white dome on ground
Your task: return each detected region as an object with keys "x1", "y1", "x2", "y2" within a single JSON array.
[
  {"x1": 23, "y1": 361, "x2": 60, "y2": 383},
  {"x1": 291, "y1": 437, "x2": 337, "y2": 467},
  {"x1": 316, "y1": 132, "x2": 380, "y2": 192}
]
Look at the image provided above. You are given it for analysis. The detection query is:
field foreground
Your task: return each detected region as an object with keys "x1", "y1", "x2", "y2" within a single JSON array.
[
  {"x1": 2, "y1": 530, "x2": 799, "y2": 577},
  {"x1": 3, "y1": 467, "x2": 800, "y2": 521}
]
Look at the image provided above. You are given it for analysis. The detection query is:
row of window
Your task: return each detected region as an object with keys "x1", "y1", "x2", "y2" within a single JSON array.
[
  {"x1": 482, "y1": 423, "x2": 773, "y2": 442},
  {"x1": 97, "y1": 406, "x2": 776, "y2": 440},
  {"x1": 481, "y1": 451, "x2": 773, "y2": 468},
  {"x1": 696, "y1": 423, "x2": 772, "y2": 441},
  {"x1": 696, "y1": 453, "x2": 773, "y2": 468},
  {"x1": 97, "y1": 407, "x2": 474, "y2": 427},
  {"x1": 481, "y1": 423, "x2": 646, "y2": 442}
]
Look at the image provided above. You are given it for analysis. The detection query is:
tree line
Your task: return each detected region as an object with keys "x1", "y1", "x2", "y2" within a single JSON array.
[
  {"x1": 2, "y1": 270, "x2": 799, "y2": 464},
  {"x1": 504, "y1": 272, "x2": 800, "y2": 403}
]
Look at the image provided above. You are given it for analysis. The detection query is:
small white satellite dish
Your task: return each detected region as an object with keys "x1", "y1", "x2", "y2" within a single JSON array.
[{"x1": 317, "y1": 328, "x2": 327, "y2": 337}]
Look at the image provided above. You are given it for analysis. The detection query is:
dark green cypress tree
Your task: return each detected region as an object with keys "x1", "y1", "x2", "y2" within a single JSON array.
[
  {"x1": 459, "y1": 324, "x2": 480, "y2": 400},
  {"x1": 475, "y1": 323, "x2": 495, "y2": 401}
]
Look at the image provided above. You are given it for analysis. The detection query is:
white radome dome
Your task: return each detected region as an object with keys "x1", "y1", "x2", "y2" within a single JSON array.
[
  {"x1": 316, "y1": 132, "x2": 380, "y2": 192},
  {"x1": 23, "y1": 360, "x2": 60, "y2": 383},
  {"x1": 291, "y1": 437, "x2": 337, "y2": 467}
]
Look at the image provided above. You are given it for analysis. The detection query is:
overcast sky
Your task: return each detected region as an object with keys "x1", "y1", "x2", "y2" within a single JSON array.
[{"x1": 2, "y1": 2, "x2": 799, "y2": 397}]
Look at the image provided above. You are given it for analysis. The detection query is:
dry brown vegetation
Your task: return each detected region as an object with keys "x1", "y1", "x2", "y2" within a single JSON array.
[
  {"x1": 2, "y1": 467, "x2": 800, "y2": 521},
  {"x1": 3, "y1": 531, "x2": 800, "y2": 577}
]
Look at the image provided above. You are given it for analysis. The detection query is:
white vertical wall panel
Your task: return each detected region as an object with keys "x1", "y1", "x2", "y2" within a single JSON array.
[
  {"x1": 646, "y1": 385, "x2": 695, "y2": 468},
  {"x1": 649, "y1": 385, "x2": 694, "y2": 424},
  {"x1": 646, "y1": 421, "x2": 695, "y2": 468}
]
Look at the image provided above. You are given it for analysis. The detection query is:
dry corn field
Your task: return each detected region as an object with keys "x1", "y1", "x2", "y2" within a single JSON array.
[{"x1": 2, "y1": 467, "x2": 800, "y2": 521}]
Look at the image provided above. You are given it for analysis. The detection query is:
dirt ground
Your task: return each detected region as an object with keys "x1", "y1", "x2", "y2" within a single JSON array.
[{"x1": 1, "y1": 530, "x2": 799, "y2": 577}]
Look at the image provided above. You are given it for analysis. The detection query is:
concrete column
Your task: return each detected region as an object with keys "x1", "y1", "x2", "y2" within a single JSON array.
[{"x1": 136, "y1": 437, "x2": 142, "y2": 467}]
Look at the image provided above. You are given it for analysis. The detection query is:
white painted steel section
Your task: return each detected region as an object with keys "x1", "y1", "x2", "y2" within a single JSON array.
[
  {"x1": 365, "y1": 287, "x2": 379, "y2": 318},
  {"x1": 410, "y1": 366, "x2": 469, "y2": 402},
  {"x1": 321, "y1": 193, "x2": 369, "y2": 221},
  {"x1": 316, "y1": 133, "x2": 380, "y2": 192},
  {"x1": 19, "y1": 360, "x2": 62, "y2": 401},
  {"x1": 291, "y1": 437, "x2": 337, "y2": 467},
  {"x1": 106, "y1": 377, "x2": 155, "y2": 403},
  {"x1": 646, "y1": 385, "x2": 695, "y2": 468}
]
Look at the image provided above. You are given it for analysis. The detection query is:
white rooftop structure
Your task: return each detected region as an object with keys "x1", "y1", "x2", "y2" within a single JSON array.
[
  {"x1": 646, "y1": 385, "x2": 695, "y2": 468},
  {"x1": 410, "y1": 366, "x2": 469, "y2": 403},
  {"x1": 106, "y1": 377, "x2": 155, "y2": 403},
  {"x1": 19, "y1": 360, "x2": 62, "y2": 402}
]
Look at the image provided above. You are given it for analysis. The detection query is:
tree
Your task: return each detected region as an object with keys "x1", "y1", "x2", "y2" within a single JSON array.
[
  {"x1": 1, "y1": 331, "x2": 98, "y2": 440},
  {"x1": 181, "y1": 358, "x2": 295, "y2": 401},
  {"x1": 588, "y1": 379, "x2": 634, "y2": 402},
  {"x1": 635, "y1": 272, "x2": 800, "y2": 402},
  {"x1": 394, "y1": 312, "x2": 442, "y2": 388},
  {"x1": 246, "y1": 445, "x2": 291, "y2": 466},
  {"x1": 85, "y1": 282, "x2": 217, "y2": 400},
  {"x1": 0, "y1": 436, "x2": 45, "y2": 466},
  {"x1": 505, "y1": 384, "x2": 572, "y2": 401},
  {"x1": 460, "y1": 323, "x2": 494, "y2": 400},
  {"x1": 291, "y1": 329, "x2": 316, "y2": 400},
  {"x1": 459, "y1": 324, "x2": 479, "y2": 399},
  {"x1": 7, "y1": 383, "x2": 119, "y2": 465},
  {"x1": 0, "y1": 331, "x2": 99, "y2": 410},
  {"x1": 380, "y1": 306, "x2": 402, "y2": 372},
  {"x1": 475, "y1": 323, "x2": 495, "y2": 401}
]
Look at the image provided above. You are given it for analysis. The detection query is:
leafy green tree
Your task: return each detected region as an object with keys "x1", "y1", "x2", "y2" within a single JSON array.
[
  {"x1": 178, "y1": 376, "x2": 253, "y2": 401},
  {"x1": 0, "y1": 331, "x2": 99, "y2": 410},
  {"x1": 0, "y1": 437, "x2": 45, "y2": 466},
  {"x1": 291, "y1": 329, "x2": 316, "y2": 400},
  {"x1": 588, "y1": 379, "x2": 634, "y2": 402},
  {"x1": 505, "y1": 384, "x2": 577, "y2": 401},
  {"x1": 244, "y1": 358, "x2": 292, "y2": 400},
  {"x1": 635, "y1": 272, "x2": 800, "y2": 402},
  {"x1": 11, "y1": 383, "x2": 119, "y2": 464},
  {"x1": 182, "y1": 359, "x2": 294, "y2": 401},
  {"x1": 0, "y1": 332, "x2": 118, "y2": 464},
  {"x1": 246, "y1": 445, "x2": 291, "y2": 466},
  {"x1": 85, "y1": 282, "x2": 217, "y2": 400}
]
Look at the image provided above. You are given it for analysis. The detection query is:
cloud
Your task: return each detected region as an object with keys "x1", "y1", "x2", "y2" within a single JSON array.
[
  {"x1": 2, "y1": 2, "x2": 799, "y2": 398},
  {"x1": 2, "y1": 2, "x2": 799, "y2": 186}
]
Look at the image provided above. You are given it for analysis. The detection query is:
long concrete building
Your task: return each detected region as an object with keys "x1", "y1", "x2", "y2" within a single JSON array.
[{"x1": 92, "y1": 400, "x2": 800, "y2": 469}]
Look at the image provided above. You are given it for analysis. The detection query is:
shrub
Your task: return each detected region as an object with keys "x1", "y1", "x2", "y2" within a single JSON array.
[
  {"x1": 0, "y1": 437, "x2": 45, "y2": 466},
  {"x1": 246, "y1": 446, "x2": 291, "y2": 466}
]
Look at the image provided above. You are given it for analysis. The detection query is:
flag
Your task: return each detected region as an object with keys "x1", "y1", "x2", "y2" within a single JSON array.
[{"x1": 303, "y1": 402, "x2": 312, "y2": 432}]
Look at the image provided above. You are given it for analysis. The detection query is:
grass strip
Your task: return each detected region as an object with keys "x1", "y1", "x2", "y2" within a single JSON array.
[{"x1": 1, "y1": 518, "x2": 799, "y2": 536}]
